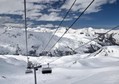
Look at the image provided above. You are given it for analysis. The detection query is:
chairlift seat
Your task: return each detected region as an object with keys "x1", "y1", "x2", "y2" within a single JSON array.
[
  {"x1": 42, "y1": 67, "x2": 52, "y2": 74},
  {"x1": 25, "y1": 69, "x2": 33, "y2": 74}
]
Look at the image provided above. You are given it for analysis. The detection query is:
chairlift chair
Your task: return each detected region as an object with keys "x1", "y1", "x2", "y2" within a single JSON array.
[
  {"x1": 25, "y1": 69, "x2": 33, "y2": 74},
  {"x1": 42, "y1": 63, "x2": 52, "y2": 74},
  {"x1": 27, "y1": 61, "x2": 33, "y2": 69},
  {"x1": 42, "y1": 67, "x2": 52, "y2": 74},
  {"x1": 25, "y1": 61, "x2": 33, "y2": 74}
]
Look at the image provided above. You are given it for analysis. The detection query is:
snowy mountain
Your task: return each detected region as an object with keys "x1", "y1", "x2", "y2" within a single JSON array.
[
  {"x1": 0, "y1": 26, "x2": 119, "y2": 56},
  {"x1": 0, "y1": 27, "x2": 119, "y2": 84}
]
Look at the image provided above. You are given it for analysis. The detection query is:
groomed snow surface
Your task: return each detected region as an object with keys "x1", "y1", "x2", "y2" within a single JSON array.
[{"x1": 0, "y1": 46, "x2": 119, "y2": 84}]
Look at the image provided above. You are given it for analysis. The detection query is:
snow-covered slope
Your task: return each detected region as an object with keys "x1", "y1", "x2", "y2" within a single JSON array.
[
  {"x1": 0, "y1": 27, "x2": 119, "y2": 56},
  {"x1": 0, "y1": 47, "x2": 119, "y2": 84},
  {"x1": 0, "y1": 27, "x2": 95, "y2": 55},
  {"x1": 90, "y1": 46, "x2": 119, "y2": 58}
]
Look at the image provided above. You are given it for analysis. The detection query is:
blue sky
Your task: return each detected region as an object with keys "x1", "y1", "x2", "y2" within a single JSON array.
[{"x1": 0, "y1": 0, "x2": 118, "y2": 29}]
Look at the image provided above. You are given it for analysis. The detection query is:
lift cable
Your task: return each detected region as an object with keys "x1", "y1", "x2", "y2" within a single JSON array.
[
  {"x1": 46, "y1": 25, "x2": 119, "y2": 65},
  {"x1": 74, "y1": 25, "x2": 119, "y2": 51},
  {"x1": 24, "y1": 0, "x2": 29, "y2": 62},
  {"x1": 38, "y1": 0, "x2": 77, "y2": 62},
  {"x1": 40, "y1": 0, "x2": 95, "y2": 65},
  {"x1": 69, "y1": 25, "x2": 119, "y2": 65},
  {"x1": 47, "y1": 0, "x2": 95, "y2": 54},
  {"x1": 41, "y1": 0, "x2": 77, "y2": 53}
]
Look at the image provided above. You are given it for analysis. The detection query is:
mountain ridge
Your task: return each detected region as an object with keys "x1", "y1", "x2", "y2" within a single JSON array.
[{"x1": 0, "y1": 27, "x2": 119, "y2": 56}]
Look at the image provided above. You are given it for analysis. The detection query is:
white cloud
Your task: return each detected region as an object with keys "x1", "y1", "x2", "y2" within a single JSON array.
[
  {"x1": 25, "y1": 5, "x2": 46, "y2": 19},
  {"x1": 0, "y1": 0, "x2": 23, "y2": 14},
  {"x1": 48, "y1": 8, "x2": 61, "y2": 12},
  {"x1": 0, "y1": 0, "x2": 59, "y2": 14},
  {"x1": 40, "y1": 24, "x2": 58, "y2": 28},
  {"x1": 0, "y1": 0, "x2": 62, "y2": 21},
  {"x1": 0, "y1": 0, "x2": 49, "y2": 15},
  {"x1": 0, "y1": 16, "x2": 25, "y2": 28},
  {"x1": 61, "y1": 0, "x2": 117, "y2": 14},
  {"x1": 37, "y1": 12, "x2": 63, "y2": 21},
  {"x1": 26, "y1": 0, "x2": 59, "y2": 3},
  {"x1": 0, "y1": 0, "x2": 117, "y2": 22},
  {"x1": 0, "y1": 16, "x2": 14, "y2": 26},
  {"x1": 4, "y1": 23, "x2": 24, "y2": 28},
  {"x1": 0, "y1": 16, "x2": 13, "y2": 22}
]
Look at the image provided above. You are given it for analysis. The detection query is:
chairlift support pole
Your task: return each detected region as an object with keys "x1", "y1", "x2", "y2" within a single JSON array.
[
  {"x1": 26, "y1": 64, "x2": 42, "y2": 84},
  {"x1": 33, "y1": 65, "x2": 42, "y2": 84},
  {"x1": 34, "y1": 67, "x2": 37, "y2": 84},
  {"x1": 24, "y1": 0, "x2": 29, "y2": 62}
]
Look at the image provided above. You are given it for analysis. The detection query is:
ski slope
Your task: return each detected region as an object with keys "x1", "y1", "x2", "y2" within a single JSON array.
[{"x1": 0, "y1": 46, "x2": 119, "y2": 84}]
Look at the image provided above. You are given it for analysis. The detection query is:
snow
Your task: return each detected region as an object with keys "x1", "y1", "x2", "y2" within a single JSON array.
[
  {"x1": 0, "y1": 27, "x2": 119, "y2": 84},
  {"x1": 0, "y1": 27, "x2": 119, "y2": 56},
  {"x1": 0, "y1": 45, "x2": 119, "y2": 84},
  {"x1": 0, "y1": 27, "x2": 100, "y2": 55}
]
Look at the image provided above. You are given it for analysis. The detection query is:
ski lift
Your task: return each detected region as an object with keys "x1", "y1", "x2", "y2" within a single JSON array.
[
  {"x1": 25, "y1": 61, "x2": 33, "y2": 74},
  {"x1": 25, "y1": 69, "x2": 33, "y2": 74},
  {"x1": 27, "y1": 61, "x2": 33, "y2": 69},
  {"x1": 42, "y1": 63, "x2": 52, "y2": 74}
]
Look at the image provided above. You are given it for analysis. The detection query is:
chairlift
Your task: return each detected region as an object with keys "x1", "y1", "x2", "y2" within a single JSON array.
[
  {"x1": 42, "y1": 63, "x2": 52, "y2": 74},
  {"x1": 25, "y1": 61, "x2": 33, "y2": 74},
  {"x1": 42, "y1": 67, "x2": 52, "y2": 74},
  {"x1": 25, "y1": 69, "x2": 33, "y2": 74},
  {"x1": 27, "y1": 61, "x2": 33, "y2": 69}
]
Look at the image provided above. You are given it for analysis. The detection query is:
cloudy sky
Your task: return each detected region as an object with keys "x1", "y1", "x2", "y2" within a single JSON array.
[{"x1": 0, "y1": 0, "x2": 119, "y2": 28}]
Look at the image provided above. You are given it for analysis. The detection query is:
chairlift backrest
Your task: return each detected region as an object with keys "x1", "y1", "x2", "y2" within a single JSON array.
[{"x1": 42, "y1": 67, "x2": 52, "y2": 74}]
